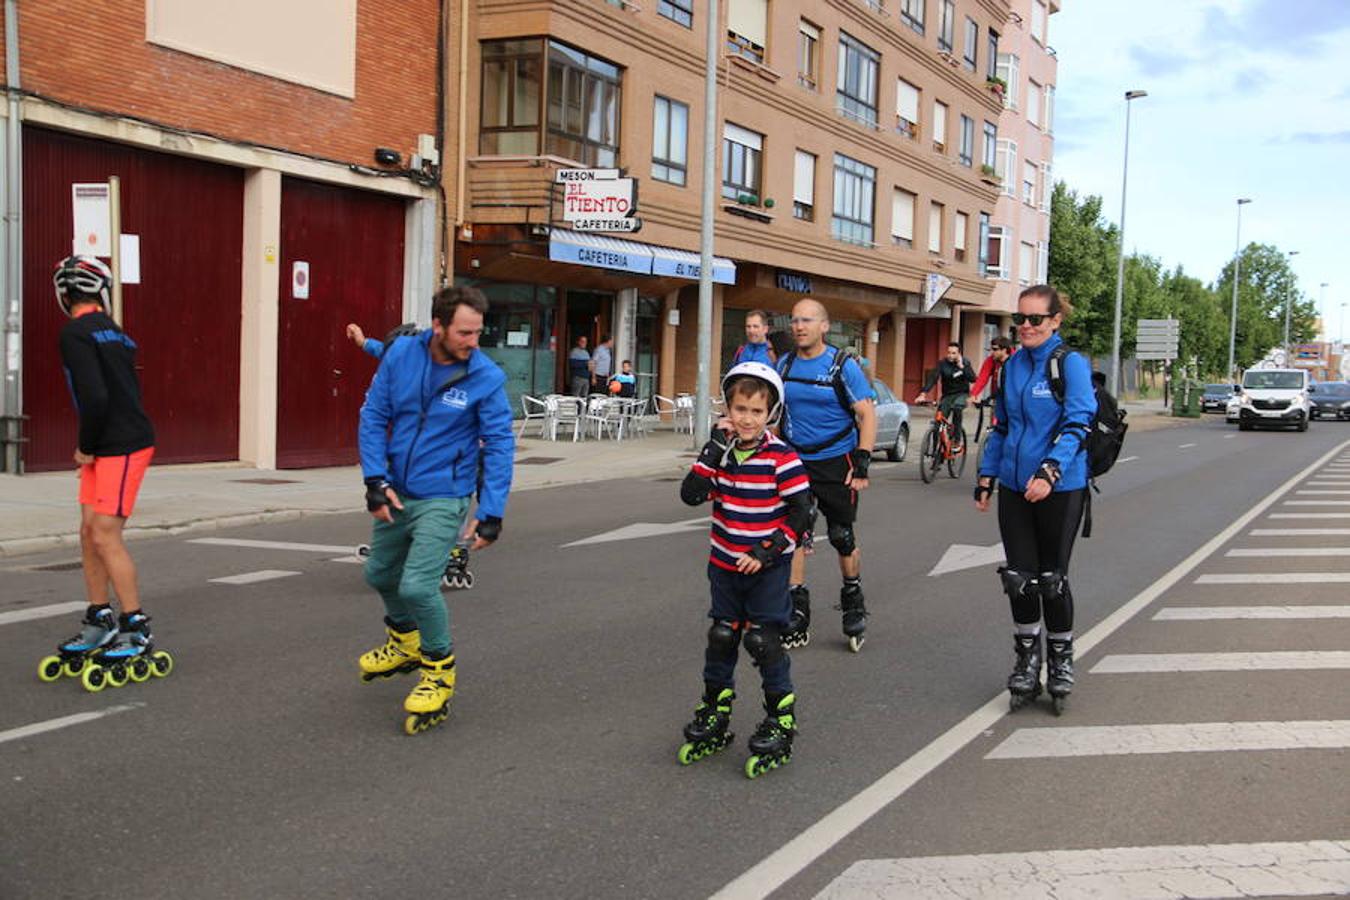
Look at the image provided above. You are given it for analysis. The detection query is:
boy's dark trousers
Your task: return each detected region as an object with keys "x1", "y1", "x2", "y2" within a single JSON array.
[{"x1": 703, "y1": 562, "x2": 793, "y2": 694}]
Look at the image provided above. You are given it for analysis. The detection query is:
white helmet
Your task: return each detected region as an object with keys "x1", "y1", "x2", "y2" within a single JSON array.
[
  {"x1": 721, "y1": 361, "x2": 784, "y2": 426},
  {"x1": 53, "y1": 255, "x2": 113, "y2": 316}
]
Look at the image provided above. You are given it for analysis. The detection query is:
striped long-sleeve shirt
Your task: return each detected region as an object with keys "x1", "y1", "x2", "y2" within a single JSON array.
[{"x1": 685, "y1": 432, "x2": 811, "y2": 572}]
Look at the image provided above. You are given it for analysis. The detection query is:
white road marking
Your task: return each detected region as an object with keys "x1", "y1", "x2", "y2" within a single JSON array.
[
  {"x1": 0, "y1": 703, "x2": 144, "y2": 746},
  {"x1": 1091, "y1": 651, "x2": 1350, "y2": 673},
  {"x1": 0, "y1": 601, "x2": 86, "y2": 627},
  {"x1": 928, "y1": 543, "x2": 1004, "y2": 577},
  {"x1": 1296, "y1": 490, "x2": 1350, "y2": 495},
  {"x1": 1178, "y1": 442, "x2": 1197, "y2": 449},
  {"x1": 1227, "y1": 547, "x2": 1350, "y2": 557},
  {"x1": 1270, "y1": 512, "x2": 1350, "y2": 518},
  {"x1": 208, "y1": 570, "x2": 302, "y2": 585},
  {"x1": 1155, "y1": 605, "x2": 1350, "y2": 619},
  {"x1": 561, "y1": 517, "x2": 708, "y2": 548},
  {"x1": 328, "y1": 556, "x2": 366, "y2": 564},
  {"x1": 1252, "y1": 528, "x2": 1350, "y2": 536},
  {"x1": 1222, "y1": 433, "x2": 1236, "y2": 438},
  {"x1": 1307, "y1": 480, "x2": 1350, "y2": 486},
  {"x1": 1197, "y1": 572, "x2": 1350, "y2": 584},
  {"x1": 986, "y1": 720, "x2": 1350, "y2": 759},
  {"x1": 708, "y1": 437, "x2": 1350, "y2": 900},
  {"x1": 188, "y1": 538, "x2": 357, "y2": 554},
  {"x1": 815, "y1": 841, "x2": 1350, "y2": 899},
  {"x1": 1116, "y1": 455, "x2": 1139, "y2": 463},
  {"x1": 1284, "y1": 500, "x2": 1350, "y2": 505}
]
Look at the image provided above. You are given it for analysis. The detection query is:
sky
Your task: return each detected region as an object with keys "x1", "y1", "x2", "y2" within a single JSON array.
[{"x1": 1050, "y1": 0, "x2": 1350, "y2": 339}]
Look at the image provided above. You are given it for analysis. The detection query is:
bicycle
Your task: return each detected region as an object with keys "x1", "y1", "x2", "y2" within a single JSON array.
[
  {"x1": 971, "y1": 398, "x2": 994, "y2": 477},
  {"x1": 917, "y1": 402, "x2": 968, "y2": 483}
]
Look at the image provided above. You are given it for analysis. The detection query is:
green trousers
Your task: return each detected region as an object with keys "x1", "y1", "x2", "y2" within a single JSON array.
[{"x1": 363, "y1": 496, "x2": 470, "y2": 658}]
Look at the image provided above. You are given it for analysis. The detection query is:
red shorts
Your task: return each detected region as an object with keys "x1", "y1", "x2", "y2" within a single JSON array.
[{"x1": 79, "y1": 447, "x2": 155, "y2": 518}]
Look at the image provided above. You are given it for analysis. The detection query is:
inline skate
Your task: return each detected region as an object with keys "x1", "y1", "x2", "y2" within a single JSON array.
[
  {"x1": 1045, "y1": 638, "x2": 1074, "y2": 715},
  {"x1": 1007, "y1": 634, "x2": 1043, "y2": 711},
  {"x1": 404, "y1": 652, "x2": 456, "y2": 735},
  {"x1": 745, "y1": 693, "x2": 796, "y2": 779},
  {"x1": 37, "y1": 605, "x2": 117, "y2": 682},
  {"x1": 677, "y1": 686, "x2": 735, "y2": 765},
  {"x1": 780, "y1": 586, "x2": 810, "y2": 649},
  {"x1": 358, "y1": 620, "x2": 422, "y2": 682},
  {"x1": 441, "y1": 541, "x2": 473, "y2": 590},
  {"x1": 81, "y1": 612, "x2": 174, "y2": 692},
  {"x1": 838, "y1": 583, "x2": 867, "y2": 652}
]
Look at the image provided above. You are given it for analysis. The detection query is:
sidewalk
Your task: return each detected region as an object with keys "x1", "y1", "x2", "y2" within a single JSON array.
[
  {"x1": 907, "y1": 397, "x2": 1194, "y2": 434},
  {"x1": 0, "y1": 426, "x2": 699, "y2": 558}
]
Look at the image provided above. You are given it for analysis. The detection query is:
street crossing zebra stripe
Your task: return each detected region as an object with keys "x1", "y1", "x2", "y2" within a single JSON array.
[
  {"x1": 1251, "y1": 528, "x2": 1350, "y2": 536},
  {"x1": 0, "y1": 601, "x2": 86, "y2": 627},
  {"x1": 1269, "y1": 513, "x2": 1350, "y2": 518},
  {"x1": 0, "y1": 703, "x2": 144, "y2": 746},
  {"x1": 1197, "y1": 572, "x2": 1350, "y2": 583},
  {"x1": 189, "y1": 538, "x2": 357, "y2": 554},
  {"x1": 985, "y1": 721, "x2": 1350, "y2": 759},
  {"x1": 1226, "y1": 547, "x2": 1350, "y2": 556},
  {"x1": 1155, "y1": 605, "x2": 1350, "y2": 619},
  {"x1": 208, "y1": 570, "x2": 302, "y2": 585},
  {"x1": 1091, "y1": 651, "x2": 1350, "y2": 673}
]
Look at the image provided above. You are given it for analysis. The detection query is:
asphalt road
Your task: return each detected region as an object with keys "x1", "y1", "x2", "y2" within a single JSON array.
[{"x1": 2, "y1": 415, "x2": 1346, "y2": 899}]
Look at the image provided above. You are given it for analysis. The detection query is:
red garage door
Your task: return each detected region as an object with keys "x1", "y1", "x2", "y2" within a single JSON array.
[
  {"x1": 904, "y1": 317, "x2": 951, "y2": 401},
  {"x1": 276, "y1": 177, "x2": 405, "y2": 468},
  {"x1": 22, "y1": 127, "x2": 243, "y2": 472}
]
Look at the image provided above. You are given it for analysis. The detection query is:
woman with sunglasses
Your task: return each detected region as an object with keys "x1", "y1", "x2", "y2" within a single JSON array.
[{"x1": 973, "y1": 285, "x2": 1096, "y2": 714}]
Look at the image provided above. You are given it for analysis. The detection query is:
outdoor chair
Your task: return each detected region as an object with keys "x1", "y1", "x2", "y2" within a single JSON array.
[{"x1": 517, "y1": 394, "x2": 549, "y2": 439}]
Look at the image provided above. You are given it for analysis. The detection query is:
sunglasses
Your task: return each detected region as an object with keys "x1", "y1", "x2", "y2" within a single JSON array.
[{"x1": 1011, "y1": 313, "x2": 1053, "y2": 326}]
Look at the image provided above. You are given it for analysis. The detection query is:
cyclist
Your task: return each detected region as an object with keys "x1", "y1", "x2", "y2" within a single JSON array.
[{"x1": 914, "y1": 342, "x2": 977, "y2": 449}]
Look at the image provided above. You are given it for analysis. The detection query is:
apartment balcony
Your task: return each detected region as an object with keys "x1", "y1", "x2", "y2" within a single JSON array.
[{"x1": 464, "y1": 155, "x2": 577, "y2": 228}]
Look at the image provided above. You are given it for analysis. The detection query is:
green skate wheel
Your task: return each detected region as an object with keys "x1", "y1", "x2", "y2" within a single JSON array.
[
  {"x1": 82, "y1": 665, "x2": 108, "y2": 693},
  {"x1": 37, "y1": 656, "x2": 63, "y2": 683},
  {"x1": 677, "y1": 743, "x2": 696, "y2": 765},
  {"x1": 129, "y1": 657, "x2": 152, "y2": 683},
  {"x1": 62, "y1": 656, "x2": 88, "y2": 678},
  {"x1": 151, "y1": 651, "x2": 174, "y2": 678},
  {"x1": 107, "y1": 664, "x2": 129, "y2": 688}
]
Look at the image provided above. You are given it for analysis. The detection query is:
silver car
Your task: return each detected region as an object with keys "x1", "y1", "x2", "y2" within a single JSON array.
[{"x1": 871, "y1": 379, "x2": 911, "y2": 461}]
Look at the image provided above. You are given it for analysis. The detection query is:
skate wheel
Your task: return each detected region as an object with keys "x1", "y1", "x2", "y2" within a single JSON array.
[
  {"x1": 404, "y1": 715, "x2": 422, "y2": 735},
  {"x1": 82, "y1": 665, "x2": 107, "y2": 693},
  {"x1": 151, "y1": 651, "x2": 174, "y2": 678},
  {"x1": 107, "y1": 664, "x2": 129, "y2": 688},
  {"x1": 356, "y1": 544, "x2": 370, "y2": 558},
  {"x1": 848, "y1": 635, "x2": 865, "y2": 653},
  {"x1": 441, "y1": 575, "x2": 453, "y2": 589},
  {"x1": 38, "y1": 656, "x2": 63, "y2": 683},
  {"x1": 463, "y1": 573, "x2": 474, "y2": 589},
  {"x1": 1052, "y1": 696, "x2": 1066, "y2": 716},
  {"x1": 677, "y1": 743, "x2": 697, "y2": 765},
  {"x1": 62, "y1": 656, "x2": 88, "y2": 678},
  {"x1": 129, "y1": 657, "x2": 152, "y2": 683}
]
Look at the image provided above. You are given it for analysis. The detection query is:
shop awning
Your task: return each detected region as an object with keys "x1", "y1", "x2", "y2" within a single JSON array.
[{"x1": 548, "y1": 230, "x2": 736, "y2": 284}]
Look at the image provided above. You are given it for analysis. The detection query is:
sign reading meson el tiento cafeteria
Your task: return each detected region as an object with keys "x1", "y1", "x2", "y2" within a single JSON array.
[{"x1": 557, "y1": 168, "x2": 641, "y2": 233}]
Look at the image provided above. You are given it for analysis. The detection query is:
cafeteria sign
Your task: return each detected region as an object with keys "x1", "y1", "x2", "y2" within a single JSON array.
[{"x1": 557, "y1": 168, "x2": 641, "y2": 233}]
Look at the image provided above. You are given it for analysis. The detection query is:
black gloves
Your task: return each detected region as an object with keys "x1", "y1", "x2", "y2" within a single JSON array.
[
  {"x1": 747, "y1": 531, "x2": 790, "y2": 566},
  {"x1": 974, "y1": 477, "x2": 995, "y2": 502},
  {"x1": 1033, "y1": 459, "x2": 1062, "y2": 486},
  {"x1": 365, "y1": 478, "x2": 393, "y2": 513},
  {"x1": 849, "y1": 447, "x2": 871, "y2": 480},
  {"x1": 476, "y1": 515, "x2": 503, "y2": 544},
  {"x1": 697, "y1": 428, "x2": 732, "y2": 469}
]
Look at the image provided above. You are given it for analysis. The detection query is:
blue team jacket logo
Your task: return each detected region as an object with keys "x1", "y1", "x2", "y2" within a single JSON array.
[
  {"x1": 441, "y1": 387, "x2": 470, "y2": 409},
  {"x1": 1031, "y1": 379, "x2": 1053, "y2": 398}
]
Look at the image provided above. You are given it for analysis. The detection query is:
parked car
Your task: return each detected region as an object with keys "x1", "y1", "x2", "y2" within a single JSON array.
[
  {"x1": 1234, "y1": 368, "x2": 1310, "y2": 431},
  {"x1": 1226, "y1": 393, "x2": 1241, "y2": 424},
  {"x1": 871, "y1": 379, "x2": 911, "y2": 461},
  {"x1": 1309, "y1": 381, "x2": 1350, "y2": 420},
  {"x1": 1201, "y1": 383, "x2": 1238, "y2": 413}
]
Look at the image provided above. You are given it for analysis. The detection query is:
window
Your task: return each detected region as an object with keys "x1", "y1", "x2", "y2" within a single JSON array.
[
  {"x1": 837, "y1": 33, "x2": 880, "y2": 127},
  {"x1": 958, "y1": 115, "x2": 974, "y2": 166},
  {"x1": 891, "y1": 188, "x2": 915, "y2": 248},
  {"x1": 996, "y1": 53, "x2": 1019, "y2": 110},
  {"x1": 651, "y1": 96, "x2": 689, "y2": 185},
  {"x1": 727, "y1": 0, "x2": 768, "y2": 63},
  {"x1": 982, "y1": 121, "x2": 997, "y2": 170},
  {"x1": 900, "y1": 0, "x2": 924, "y2": 34},
  {"x1": 1040, "y1": 162, "x2": 1052, "y2": 212},
  {"x1": 985, "y1": 224, "x2": 1010, "y2": 279},
  {"x1": 932, "y1": 100, "x2": 948, "y2": 152},
  {"x1": 1031, "y1": 0, "x2": 1047, "y2": 45},
  {"x1": 723, "y1": 123, "x2": 763, "y2": 200},
  {"x1": 986, "y1": 29, "x2": 999, "y2": 80},
  {"x1": 1022, "y1": 159, "x2": 1036, "y2": 205},
  {"x1": 995, "y1": 138, "x2": 1016, "y2": 195},
  {"x1": 1027, "y1": 78, "x2": 1042, "y2": 127},
  {"x1": 1036, "y1": 240, "x2": 1049, "y2": 284},
  {"x1": 659, "y1": 0, "x2": 693, "y2": 28},
  {"x1": 937, "y1": 0, "x2": 955, "y2": 51},
  {"x1": 928, "y1": 202, "x2": 943, "y2": 254},
  {"x1": 1019, "y1": 241, "x2": 1034, "y2": 286},
  {"x1": 794, "y1": 150, "x2": 816, "y2": 220},
  {"x1": 963, "y1": 18, "x2": 978, "y2": 71},
  {"x1": 978, "y1": 212, "x2": 990, "y2": 275},
  {"x1": 832, "y1": 153, "x2": 876, "y2": 245},
  {"x1": 480, "y1": 40, "x2": 542, "y2": 155},
  {"x1": 798, "y1": 20, "x2": 820, "y2": 89},
  {"x1": 1044, "y1": 84, "x2": 1055, "y2": 133},
  {"x1": 954, "y1": 210, "x2": 968, "y2": 262},
  {"x1": 897, "y1": 79, "x2": 920, "y2": 138},
  {"x1": 546, "y1": 41, "x2": 622, "y2": 166}
]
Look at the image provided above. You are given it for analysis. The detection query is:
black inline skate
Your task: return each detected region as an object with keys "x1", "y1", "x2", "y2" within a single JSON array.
[
  {"x1": 780, "y1": 586, "x2": 811, "y2": 649},
  {"x1": 1007, "y1": 633, "x2": 1043, "y2": 711},
  {"x1": 441, "y1": 540, "x2": 473, "y2": 590},
  {"x1": 1045, "y1": 637, "x2": 1074, "y2": 715},
  {"x1": 745, "y1": 693, "x2": 796, "y2": 779},
  {"x1": 37, "y1": 605, "x2": 117, "y2": 682},
  {"x1": 677, "y1": 686, "x2": 735, "y2": 765},
  {"x1": 838, "y1": 582, "x2": 867, "y2": 652},
  {"x1": 81, "y1": 612, "x2": 174, "y2": 693}
]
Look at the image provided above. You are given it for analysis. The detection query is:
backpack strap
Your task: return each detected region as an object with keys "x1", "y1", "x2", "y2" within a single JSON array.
[{"x1": 778, "y1": 345, "x2": 863, "y2": 455}]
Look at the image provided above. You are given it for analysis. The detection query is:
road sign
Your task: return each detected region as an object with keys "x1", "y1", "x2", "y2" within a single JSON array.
[
  {"x1": 1137, "y1": 318, "x2": 1180, "y2": 331},
  {"x1": 1136, "y1": 351, "x2": 1176, "y2": 361}
]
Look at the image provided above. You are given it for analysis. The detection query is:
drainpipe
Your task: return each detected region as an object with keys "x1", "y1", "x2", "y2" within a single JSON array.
[{"x1": 2, "y1": 0, "x2": 23, "y2": 474}]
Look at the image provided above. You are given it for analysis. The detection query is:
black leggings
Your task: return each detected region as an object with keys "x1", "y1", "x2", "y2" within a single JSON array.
[{"x1": 997, "y1": 486, "x2": 1086, "y2": 633}]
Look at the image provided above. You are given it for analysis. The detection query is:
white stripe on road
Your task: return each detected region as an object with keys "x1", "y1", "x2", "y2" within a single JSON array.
[
  {"x1": 1285, "y1": 500, "x2": 1350, "y2": 505},
  {"x1": 208, "y1": 570, "x2": 301, "y2": 585},
  {"x1": 708, "y1": 438, "x2": 1350, "y2": 900},
  {"x1": 986, "y1": 720, "x2": 1350, "y2": 759},
  {"x1": 1155, "y1": 605, "x2": 1350, "y2": 619},
  {"x1": 1270, "y1": 513, "x2": 1350, "y2": 518},
  {"x1": 1116, "y1": 455, "x2": 1139, "y2": 463},
  {"x1": 1091, "y1": 651, "x2": 1350, "y2": 673},
  {"x1": 815, "y1": 841, "x2": 1350, "y2": 899},
  {"x1": 188, "y1": 538, "x2": 357, "y2": 554},
  {"x1": 328, "y1": 556, "x2": 366, "y2": 564},
  {"x1": 1178, "y1": 442, "x2": 1197, "y2": 449},
  {"x1": 1227, "y1": 547, "x2": 1350, "y2": 557},
  {"x1": 1252, "y1": 528, "x2": 1350, "y2": 536},
  {"x1": 0, "y1": 703, "x2": 143, "y2": 746},
  {"x1": 1296, "y1": 490, "x2": 1350, "y2": 495},
  {"x1": 1223, "y1": 433, "x2": 1236, "y2": 438},
  {"x1": 0, "y1": 601, "x2": 86, "y2": 627},
  {"x1": 1307, "y1": 481, "x2": 1350, "y2": 486},
  {"x1": 1197, "y1": 572, "x2": 1350, "y2": 584}
]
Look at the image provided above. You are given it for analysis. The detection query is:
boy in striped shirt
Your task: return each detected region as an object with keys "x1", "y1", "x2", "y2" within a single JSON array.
[{"x1": 677, "y1": 362, "x2": 812, "y2": 778}]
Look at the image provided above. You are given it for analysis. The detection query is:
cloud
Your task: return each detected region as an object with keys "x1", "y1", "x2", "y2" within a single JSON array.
[
  {"x1": 1288, "y1": 131, "x2": 1350, "y2": 145},
  {"x1": 1128, "y1": 45, "x2": 1195, "y2": 77},
  {"x1": 1204, "y1": 0, "x2": 1350, "y2": 54},
  {"x1": 1335, "y1": 87, "x2": 1350, "y2": 101},
  {"x1": 1231, "y1": 67, "x2": 1268, "y2": 93}
]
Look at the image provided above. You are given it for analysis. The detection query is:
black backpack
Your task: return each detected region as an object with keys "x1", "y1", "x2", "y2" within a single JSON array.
[
  {"x1": 1046, "y1": 345, "x2": 1128, "y2": 480},
  {"x1": 778, "y1": 344, "x2": 864, "y2": 455}
]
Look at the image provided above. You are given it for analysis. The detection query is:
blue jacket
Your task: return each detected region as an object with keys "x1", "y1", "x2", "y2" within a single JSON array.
[
  {"x1": 359, "y1": 332, "x2": 515, "y2": 519},
  {"x1": 978, "y1": 333, "x2": 1096, "y2": 492}
]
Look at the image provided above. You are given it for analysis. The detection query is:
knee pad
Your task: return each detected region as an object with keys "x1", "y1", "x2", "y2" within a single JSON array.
[
  {"x1": 827, "y1": 522, "x2": 856, "y2": 556},
  {"x1": 707, "y1": 619, "x2": 741, "y2": 655},
  {"x1": 998, "y1": 567, "x2": 1036, "y2": 600},
  {"x1": 743, "y1": 624, "x2": 785, "y2": 668},
  {"x1": 1038, "y1": 572, "x2": 1066, "y2": 601}
]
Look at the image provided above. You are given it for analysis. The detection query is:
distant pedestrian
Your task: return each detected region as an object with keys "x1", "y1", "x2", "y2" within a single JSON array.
[
  {"x1": 608, "y1": 359, "x2": 637, "y2": 397},
  {"x1": 569, "y1": 335, "x2": 591, "y2": 397},
  {"x1": 590, "y1": 334, "x2": 613, "y2": 392},
  {"x1": 730, "y1": 309, "x2": 777, "y2": 368}
]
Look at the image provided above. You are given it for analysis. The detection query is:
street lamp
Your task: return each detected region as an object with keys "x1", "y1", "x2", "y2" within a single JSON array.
[
  {"x1": 1109, "y1": 89, "x2": 1147, "y2": 398},
  {"x1": 1283, "y1": 249, "x2": 1299, "y2": 364},
  {"x1": 1226, "y1": 198, "x2": 1252, "y2": 379},
  {"x1": 1320, "y1": 282, "x2": 1330, "y2": 339}
]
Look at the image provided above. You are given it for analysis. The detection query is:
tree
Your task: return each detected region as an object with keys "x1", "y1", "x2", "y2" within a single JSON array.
[
  {"x1": 1212, "y1": 243, "x2": 1318, "y2": 369},
  {"x1": 1048, "y1": 182, "x2": 1118, "y2": 358}
]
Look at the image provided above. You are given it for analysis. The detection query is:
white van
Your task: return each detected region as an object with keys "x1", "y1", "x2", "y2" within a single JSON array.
[{"x1": 1235, "y1": 368, "x2": 1310, "y2": 432}]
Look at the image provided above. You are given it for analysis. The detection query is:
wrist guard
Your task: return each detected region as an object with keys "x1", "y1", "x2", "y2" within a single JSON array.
[
  {"x1": 748, "y1": 531, "x2": 790, "y2": 565},
  {"x1": 697, "y1": 430, "x2": 731, "y2": 468},
  {"x1": 365, "y1": 478, "x2": 393, "y2": 512},
  {"x1": 1033, "y1": 460, "x2": 1061, "y2": 486},
  {"x1": 476, "y1": 515, "x2": 502, "y2": 543},
  {"x1": 974, "y1": 478, "x2": 996, "y2": 502},
  {"x1": 849, "y1": 447, "x2": 872, "y2": 480}
]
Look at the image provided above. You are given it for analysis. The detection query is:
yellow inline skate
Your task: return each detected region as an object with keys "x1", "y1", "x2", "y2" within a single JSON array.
[{"x1": 404, "y1": 652, "x2": 455, "y2": 735}]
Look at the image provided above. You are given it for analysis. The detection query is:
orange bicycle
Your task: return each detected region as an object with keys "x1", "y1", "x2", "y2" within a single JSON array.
[{"x1": 918, "y1": 403, "x2": 967, "y2": 483}]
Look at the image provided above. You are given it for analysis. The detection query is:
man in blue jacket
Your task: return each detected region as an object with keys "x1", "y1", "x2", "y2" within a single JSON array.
[{"x1": 355, "y1": 285, "x2": 514, "y2": 734}]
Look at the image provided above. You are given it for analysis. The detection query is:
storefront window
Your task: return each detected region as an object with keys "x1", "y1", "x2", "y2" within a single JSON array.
[{"x1": 456, "y1": 278, "x2": 557, "y2": 416}]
